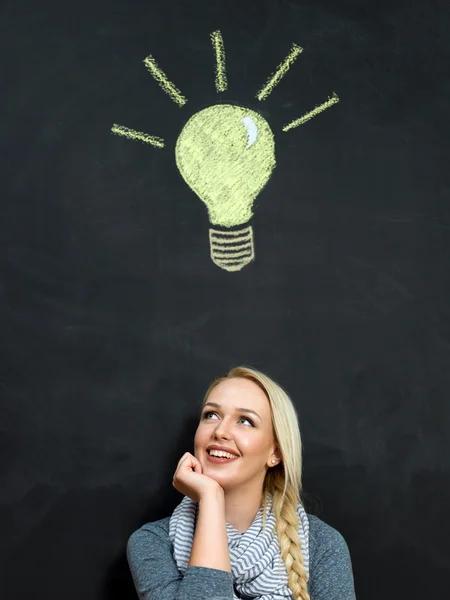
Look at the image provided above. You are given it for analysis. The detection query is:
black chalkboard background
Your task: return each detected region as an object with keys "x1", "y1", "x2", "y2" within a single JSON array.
[{"x1": 1, "y1": 0, "x2": 449, "y2": 598}]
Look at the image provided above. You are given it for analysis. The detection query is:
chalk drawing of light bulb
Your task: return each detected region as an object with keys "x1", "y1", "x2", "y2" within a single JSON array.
[
  {"x1": 175, "y1": 105, "x2": 275, "y2": 271},
  {"x1": 111, "y1": 30, "x2": 339, "y2": 272}
]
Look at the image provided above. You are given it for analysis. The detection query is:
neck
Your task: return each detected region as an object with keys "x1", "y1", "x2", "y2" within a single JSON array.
[{"x1": 223, "y1": 486, "x2": 266, "y2": 533}]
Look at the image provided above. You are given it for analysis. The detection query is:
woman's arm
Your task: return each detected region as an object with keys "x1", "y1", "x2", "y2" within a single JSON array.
[
  {"x1": 188, "y1": 486, "x2": 231, "y2": 572},
  {"x1": 172, "y1": 452, "x2": 231, "y2": 572}
]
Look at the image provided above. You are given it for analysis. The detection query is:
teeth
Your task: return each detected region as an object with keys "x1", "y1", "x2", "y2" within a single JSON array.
[{"x1": 208, "y1": 450, "x2": 238, "y2": 459}]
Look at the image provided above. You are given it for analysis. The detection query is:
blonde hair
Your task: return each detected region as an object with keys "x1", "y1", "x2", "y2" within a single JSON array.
[{"x1": 202, "y1": 366, "x2": 310, "y2": 600}]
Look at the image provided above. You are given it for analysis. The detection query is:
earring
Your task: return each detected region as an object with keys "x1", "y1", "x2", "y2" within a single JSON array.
[{"x1": 271, "y1": 459, "x2": 276, "y2": 464}]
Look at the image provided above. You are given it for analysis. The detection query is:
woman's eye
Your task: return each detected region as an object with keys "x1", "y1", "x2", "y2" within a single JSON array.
[
  {"x1": 203, "y1": 411, "x2": 215, "y2": 419},
  {"x1": 203, "y1": 411, "x2": 254, "y2": 426}
]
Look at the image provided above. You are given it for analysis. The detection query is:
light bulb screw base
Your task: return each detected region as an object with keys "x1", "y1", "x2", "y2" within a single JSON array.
[{"x1": 209, "y1": 224, "x2": 255, "y2": 272}]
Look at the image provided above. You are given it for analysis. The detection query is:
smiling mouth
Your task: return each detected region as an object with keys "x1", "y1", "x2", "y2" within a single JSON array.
[{"x1": 206, "y1": 451, "x2": 239, "y2": 462}]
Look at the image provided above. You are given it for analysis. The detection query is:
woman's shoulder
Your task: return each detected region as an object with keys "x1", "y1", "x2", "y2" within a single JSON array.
[
  {"x1": 128, "y1": 516, "x2": 171, "y2": 540},
  {"x1": 130, "y1": 513, "x2": 347, "y2": 540},
  {"x1": 128, "y1": 512, "x2": 351, "y2": 561},
  {"x1": 127, "y1": 517, "x2": 172, "y2": 556},
  {"x1": 306, "y1": 513, "x2": 353, "y2": 565},
  {"x1": 307, "y1": 513, "x2": 347, "y2": 543}
]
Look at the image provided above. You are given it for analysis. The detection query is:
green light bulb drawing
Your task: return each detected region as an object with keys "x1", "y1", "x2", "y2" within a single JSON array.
[
  {"x1": 176, "y1": 104, "x2": 275, "y2": 272},
  {"x1": 111, "y1": 30, "x2": 339, "y2": 272}
]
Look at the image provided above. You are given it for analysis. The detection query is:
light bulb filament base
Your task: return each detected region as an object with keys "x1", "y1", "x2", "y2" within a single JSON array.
[{"x1": 209, "y1": 225, "x2": 255, "y2": 272}]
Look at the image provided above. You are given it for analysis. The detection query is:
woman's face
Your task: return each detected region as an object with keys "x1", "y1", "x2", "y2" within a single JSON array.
[{"x1": 194, "y1": 377, "x2": 279, "y2": 493}]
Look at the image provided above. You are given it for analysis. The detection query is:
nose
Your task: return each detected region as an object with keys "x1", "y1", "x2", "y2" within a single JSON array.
[{"x1": 213, "y1": 417, "x2": 232, "y2": 439}]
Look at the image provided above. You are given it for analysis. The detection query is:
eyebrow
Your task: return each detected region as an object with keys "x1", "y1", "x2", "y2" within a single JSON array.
[{"x1": 203, "y1": 401, "x2": 262, "y2": 421}]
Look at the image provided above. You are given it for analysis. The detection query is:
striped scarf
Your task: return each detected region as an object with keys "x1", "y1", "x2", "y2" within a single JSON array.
[{"x1": 169, "y1": 494, "x2": 310, "y2": 600}]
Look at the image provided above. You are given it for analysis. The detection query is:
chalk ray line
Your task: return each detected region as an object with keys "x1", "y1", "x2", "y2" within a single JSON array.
[
  {"x1": 282, "y1": 93, "x2": 339, "y2": 131},
  {"x1": 111, "y1": 124, "x2": 165, "y2": 148},
  {"x1": 143, "y1": 55, "x2": 187, "y2": 106},
  {"x1": 211, "y1": 30, "x2": 227, "y2": 92},
  {"x1": 256, "y1": 43, "x2": 303, "y2": 101}
]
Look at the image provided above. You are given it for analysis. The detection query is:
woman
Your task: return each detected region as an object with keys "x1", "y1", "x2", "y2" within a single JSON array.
[{"x1": 127, "y1": 366, "x2": 356, "y2": 600}]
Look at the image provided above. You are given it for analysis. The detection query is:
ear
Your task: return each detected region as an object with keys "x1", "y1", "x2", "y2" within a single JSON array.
[{"x1": 267, "y1": 447, "x2": 282, "y2": 467}]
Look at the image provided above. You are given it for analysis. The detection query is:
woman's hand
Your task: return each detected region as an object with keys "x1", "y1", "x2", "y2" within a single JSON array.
[{"x1": 172, "y1": 452, "x2": 223, "y2": 502}]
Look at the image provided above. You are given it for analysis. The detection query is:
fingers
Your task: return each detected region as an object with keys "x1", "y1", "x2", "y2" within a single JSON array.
[
  {"x1": 192, "y1": 459, "x2": 202, "y2": 474},
  {"x1": 177, "y1": 452, "x2": 196, "y2": 467},
  {"x1": 172, "y1": 452, "x2": 203, "y2": 497},
  {"x1": 174, "y1": 452, "x2": 201, "y2": 475},
  {"x1": 176, "y1": 452, "x2": 192, "y2": 469}
]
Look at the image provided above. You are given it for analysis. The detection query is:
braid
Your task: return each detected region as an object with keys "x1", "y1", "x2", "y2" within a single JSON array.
[{"x1": 266, "y1": 475, "x2": 310, "y2": 600}]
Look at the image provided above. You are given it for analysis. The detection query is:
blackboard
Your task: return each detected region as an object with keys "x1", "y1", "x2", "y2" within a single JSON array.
[{"x1": 1, "y1": 0, "x2": 449, "y2": 598}]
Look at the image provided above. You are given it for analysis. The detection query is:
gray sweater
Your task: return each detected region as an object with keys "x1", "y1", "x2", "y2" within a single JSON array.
[{"x1": 127, "y1": 513, "x2": 356, "y2": 600}]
